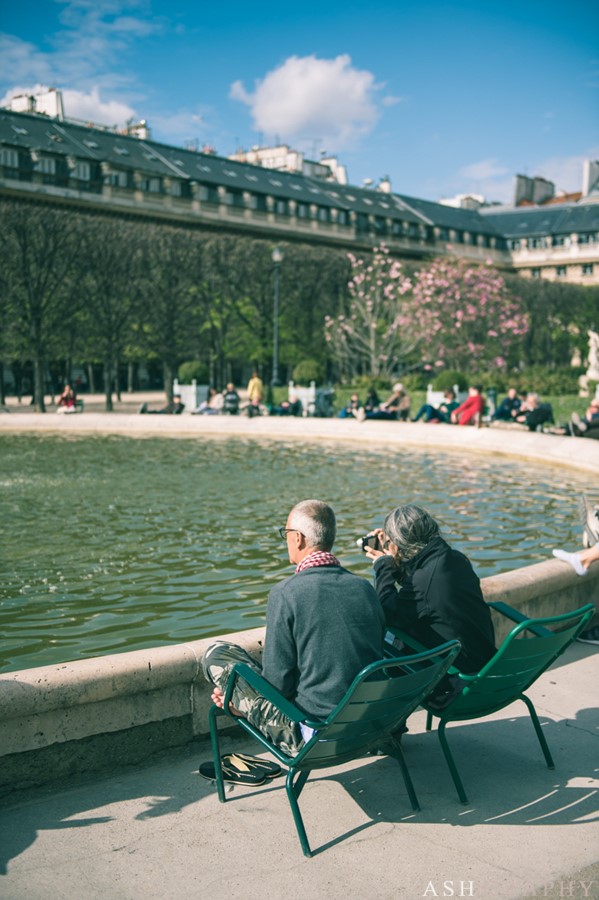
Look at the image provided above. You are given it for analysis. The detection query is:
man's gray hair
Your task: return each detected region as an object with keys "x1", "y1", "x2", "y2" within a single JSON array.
[
  {"x1": 383, "y1": 504, "x2": 440, "y2": 561},
  {"x1": 288, "y1": 499, "x2": 336, "y2": 550}
]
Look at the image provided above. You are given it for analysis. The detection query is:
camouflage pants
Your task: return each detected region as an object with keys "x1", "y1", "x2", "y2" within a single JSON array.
[{"x1": 202, "y1": 641, "x2": 304, "y2": 756}]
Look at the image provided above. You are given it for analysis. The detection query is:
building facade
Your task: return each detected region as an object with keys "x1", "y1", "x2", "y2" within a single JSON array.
[{"x1": 1, "y1": 107, "x2": 598, "y2": 284}]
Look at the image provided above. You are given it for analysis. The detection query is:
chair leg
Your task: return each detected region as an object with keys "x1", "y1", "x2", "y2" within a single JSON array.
[
  {"x1": 426, "y1": 711, "x2": 434, "y2": 731},
  {"x1": 382, "y1": 738, "x2": 420, "y2": 811},
  {"x1": 437, "y1": 720, "x2": 469, "y2": 804},
  {"x1": 208, "y1": 705, "x2": 227, "y2": 803},
  {"x1": 520, "y1": 694, "x2": 555, "y2": 769},
  {"x1": 285, "y1": 769, "x2": 313, "y2": 858}
]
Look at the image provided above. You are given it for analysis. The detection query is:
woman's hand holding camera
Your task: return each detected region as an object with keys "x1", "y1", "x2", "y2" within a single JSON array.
[{"x1": 363, "y1": 528, "x2": 394, "y2": 563}]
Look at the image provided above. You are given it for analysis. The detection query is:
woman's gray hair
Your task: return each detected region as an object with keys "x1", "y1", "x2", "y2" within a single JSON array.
[
  {"x1": 288, "y1": 499, "x2": 336, "y2": 550},
  {"x1": 383, "y1": 504, "x2": 440, "y2": 561}
]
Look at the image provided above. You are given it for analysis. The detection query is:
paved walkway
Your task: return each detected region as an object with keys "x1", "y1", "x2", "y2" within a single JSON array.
[{"x1": 1, "y1": 642, "x2": 597, "y2": 900}]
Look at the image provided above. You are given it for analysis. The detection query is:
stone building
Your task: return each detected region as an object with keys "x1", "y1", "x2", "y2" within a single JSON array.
[{"x1": 1, "y1": 105, "x2": 598, "y2": 284}]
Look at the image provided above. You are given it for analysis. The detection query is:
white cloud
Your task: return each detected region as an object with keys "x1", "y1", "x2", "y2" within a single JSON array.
[
  {"x1": 458, "y1": 159, "x2": 509, "y2": 181},
  {"x1": 0, "y1": 1, "x2": 160, "y2": 118},
  {"x1": 1, "y1": 84, "x2": 136, "y2": 127},
  {"x1": 230, "y1": 54, "x2": 381, "y2": 148}
]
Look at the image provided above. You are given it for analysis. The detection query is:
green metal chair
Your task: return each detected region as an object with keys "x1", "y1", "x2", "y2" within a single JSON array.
[
  {"x1": 208, "y1": 640, "x2": 461, "y2": 858},
  {"x1": 394, "y1": 602, "x2": 595, "y2": 804}
]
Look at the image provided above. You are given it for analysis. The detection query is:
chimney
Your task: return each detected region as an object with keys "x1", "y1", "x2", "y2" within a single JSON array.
[
  {"x1": 532, "y1": 177, "x2": 554, "y2": 204},
  {"x1": 582, "y1": 160, "x2": 599, "y2": 197},
  {"x1": 514, "y1": 174, "x2": 533, "y2": 205},
  {"x1": 378, "y1": 176, "x2": 392, "y2": 193}
]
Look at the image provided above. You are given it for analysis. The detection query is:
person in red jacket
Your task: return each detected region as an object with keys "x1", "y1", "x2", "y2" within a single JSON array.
[{"x1": 451, "y1": 384, "x2": 485, "y2": 426}]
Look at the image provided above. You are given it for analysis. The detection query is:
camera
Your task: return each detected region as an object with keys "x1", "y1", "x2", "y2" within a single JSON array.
[{"x1": 357, "y1": 533, "x2": 380, "y2": 552}]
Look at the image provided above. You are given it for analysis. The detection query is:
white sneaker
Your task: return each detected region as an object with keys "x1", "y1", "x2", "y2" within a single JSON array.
[{"x1": 577, "y1": 625, "x2": 599, "y2": 645}]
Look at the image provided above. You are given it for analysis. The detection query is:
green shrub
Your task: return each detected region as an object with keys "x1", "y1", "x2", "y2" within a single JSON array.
[
  {"x1": 431, "y1": 370, "x2": 468, "y2": 391},
  {"x1": 292, "y1": 359, "x2": 325, "y2": 384},
  {"x1": 401, "y1": 372, "x2": 429, "y2": 391},
  {"x1": 178, "y1": 361, "x2": 209, "y2": 384},
  {"x1": 352, "y1": 374, "x2": 392, "y2": 393},
  {"x1": 512, "y1": 366, "x2": 584, "y2": 396}
]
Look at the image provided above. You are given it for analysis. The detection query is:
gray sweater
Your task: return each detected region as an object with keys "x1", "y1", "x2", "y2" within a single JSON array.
[{"x1": 262, "y1": 565, "x2": 385, "y2": 721}]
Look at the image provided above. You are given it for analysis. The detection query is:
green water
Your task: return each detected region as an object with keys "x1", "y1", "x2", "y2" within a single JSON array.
[{"x1": 0, "y1": 433, "x2": 588, "y2": 673}]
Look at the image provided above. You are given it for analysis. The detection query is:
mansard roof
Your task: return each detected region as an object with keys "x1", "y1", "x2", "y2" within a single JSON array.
[
  {"x1": 395, "y1": 193, "x2": 501, "y2": 236},
  {"x1": 480, "y1": 202, "x2": 599, "y2": 237}
]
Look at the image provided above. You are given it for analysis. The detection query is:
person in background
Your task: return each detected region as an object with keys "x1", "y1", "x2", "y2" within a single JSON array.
[
  {"x1": 56, "y1": 384, "x2": 78, "y2": 414},
  {"x1": 514, "y1": 392, "x2": 554, "y2": 431},
  {"x1": 364, "y1": 387, "x2": 381, "y2": 414},
  {"x1": 493, "y1": 387, "x2": 521, "y2": 421},
  {"x1": 139, "y1": 394, "x2": 185, "y2": 414},
  {"x1": 338, "y1": 393, "x2": 363, "y2": 419},
  {"x1": 450, "y1": 385, "x2": 485, "y2": 426},
  {"x1": 222, "y1": 383, "x2": 240, "y2": 415},
  {"x1": 361, "y1": 383, "x2": 411, "y2": 422},
  {"x1": 570, "y1": 398, "x2": 599, "y2": 438},
  {"x1": 247, "y1": 370, "x2": 265, "y2": 418},
  {"x1": 412, "y1": 389, "x2": 458, "y2": 423}
]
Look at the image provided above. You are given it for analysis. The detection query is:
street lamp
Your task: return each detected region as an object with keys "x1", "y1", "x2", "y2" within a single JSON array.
[{"x1": 271, "y1": 246, "x2": 283, "y2": 388}]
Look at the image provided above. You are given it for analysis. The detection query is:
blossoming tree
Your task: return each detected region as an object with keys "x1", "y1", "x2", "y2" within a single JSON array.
[
  {"x1": 411, "y1": 257, "x2": 528, "y2": 371},
  {"x1": 324, "y1": 245, "x2": 419, "y2": 380}
]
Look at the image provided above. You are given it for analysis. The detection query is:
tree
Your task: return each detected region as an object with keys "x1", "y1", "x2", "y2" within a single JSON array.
[
  {"x1": 137, "y1": 225, "x2": 205, "y2": 400},
  {"x1": 411, "y1": 257, "x2": 528, "y2": 371},
  {"x1": 324, "y1": 245, "x2": 417, "y2": 380},
  {"x1": 79, "y1": 216, "x2": 141, "y2": 410},
  {"x1": 0, "y1": 201, "x2": 80, "y2": 410}
]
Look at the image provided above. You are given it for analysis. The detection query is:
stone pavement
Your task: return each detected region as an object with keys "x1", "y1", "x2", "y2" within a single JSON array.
[{"x1": 1, "y1": 642, "x2": 597, "y2": 900}]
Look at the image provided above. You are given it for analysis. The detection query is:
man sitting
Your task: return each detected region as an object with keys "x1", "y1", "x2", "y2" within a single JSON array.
[{"x1": 202, "y1": 499, "x2": 385, "y2": 756}]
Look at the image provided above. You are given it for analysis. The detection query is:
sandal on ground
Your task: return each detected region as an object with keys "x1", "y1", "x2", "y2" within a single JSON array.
[
  {"x1": 223, "y1": 753, "x2": 283, "y2": 779},
  {"x1": 199, "y1": 759, "x2": 266, "y2": 786}
]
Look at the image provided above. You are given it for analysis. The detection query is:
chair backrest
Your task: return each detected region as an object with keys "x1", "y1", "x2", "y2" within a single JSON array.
[
  {"x1": 294, "y1": 641, "x2": 461, "y2": 770},
  {"x1": 443, "y1": 605, "x2": 594, "y2": 720}
]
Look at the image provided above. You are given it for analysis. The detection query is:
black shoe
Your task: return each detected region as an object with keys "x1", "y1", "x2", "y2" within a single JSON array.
[
  {"x1": 223, "y1": 753, "x2": 283, "y2": 779},
  {"x1": 199, "y1": 759, "x2": 266, "y2": 786}
]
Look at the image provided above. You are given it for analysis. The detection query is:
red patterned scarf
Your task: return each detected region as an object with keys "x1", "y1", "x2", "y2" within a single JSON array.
[{"x1": 296, "y1": 551, "x2": 340, "y2": 574}]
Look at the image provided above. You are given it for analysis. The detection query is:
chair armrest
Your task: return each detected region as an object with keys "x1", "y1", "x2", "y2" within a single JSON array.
[
  {"x1": 487, "y1": 601, "x2": 553, "y2": 637},
  {"x1": 386, "y1": 628, "x2": 461, "y2": 674},
  {"x1": 224, "y1": 662, "x2": 307, "y2": 723}
]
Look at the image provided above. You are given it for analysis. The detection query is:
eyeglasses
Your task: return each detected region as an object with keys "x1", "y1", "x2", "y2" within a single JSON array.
[{"x1": 278, "y1": 527, "x2": 304, "y2": 540}]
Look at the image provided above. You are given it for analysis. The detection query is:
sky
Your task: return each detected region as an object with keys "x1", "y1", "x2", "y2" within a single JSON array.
[{"x1": 1, "y1": 0, "x2": 598, "y2": 204}]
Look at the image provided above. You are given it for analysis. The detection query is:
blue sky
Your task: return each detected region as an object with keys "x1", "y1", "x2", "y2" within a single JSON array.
[{"x1": 1, "y1": 0, "x2": 598, "y2": 203}]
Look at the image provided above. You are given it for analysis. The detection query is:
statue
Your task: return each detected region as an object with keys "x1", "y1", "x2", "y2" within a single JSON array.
[{"x1": 587, "y1": 330, "x2": 599, "y2": 381}]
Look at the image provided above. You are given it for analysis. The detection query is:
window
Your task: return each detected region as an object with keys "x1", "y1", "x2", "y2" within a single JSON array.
[
  {"x1": 356, "y1": 213, "x2": 371, "y2": 235},
  {"x1": 391, "y1": 220, "x2": 404, "y2": 237},
  {"x1": 251, "y1": 193, "x2": 268, "y2": 212},
  {"x1": 35, "y1": 157, "x2": 56, "y2": 175},
  {"x1": 337, "y1": 210, "x2": 349, "y2": 227},
  {"x1": 438, "y1": 227, "x2": 450, "y2": 241},
  {"x1": 374, "y1": 216, "x2": 387, "y2": 236},
  {"x1": 296, "y1": 202, "x2": 309, "y2": 219},
  {"x1": 556, "y1": 265, "x2": 567, "y2": 277},
  {"x1": 407, "y1": 223, "x2": 421, "y2": 239},
  {"x1": 108, "y1": 170, "x2": 131, "y2": 188},
  {"x1": 317, "y1": 206, "x2": 331, "y2": 223},
  {"x1": 469, "y1": 233, "x2": 478, "y2": 246},
  {"x1": 0, "y1": 148, "x2": 19, "y2": 169},
  {"x1": 275, "y1": 198, "x2": 289, "y2": 216},
  {"x1": 453, "y1": 230, "x2": 464, "y2": 244},
  {"x1": 225, "y1": 188, "x2": 244, "y2": 208},
  {"x1": 140, "y1": 177, "x2": 162, "y2": 193},
  {"x1": 72, "y1": 161, "x2": 91, "y2": 181},
  {"x1": 531, "y1": 268, "x2": 541, "y2": 278},
  {"x1": 582, "y1": 263, "x2": 594, "y2": 276},
  {"x1": 578, "y1": 232, "x2": 598, "y2": 245},
  {"x1": 508, "y1": 239, "x2": 521, "y2": 250},
  {"x1": 198, "y1": 184, "x2": 219, "y2": 203}
]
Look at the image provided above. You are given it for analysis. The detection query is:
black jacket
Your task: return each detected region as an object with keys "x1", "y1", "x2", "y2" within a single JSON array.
[{"x1": 373, "y1": 536, "x2": 495, "y2": 673}]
